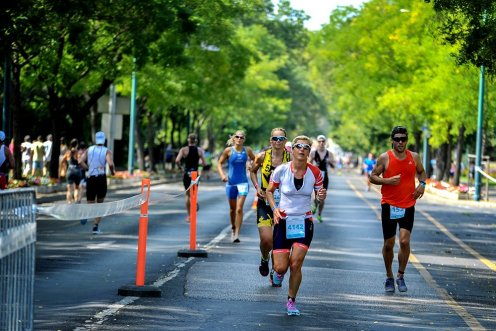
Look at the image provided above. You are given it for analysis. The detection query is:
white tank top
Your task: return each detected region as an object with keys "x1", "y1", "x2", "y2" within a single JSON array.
[{"x1": 87, "y1": 145, "x2": 108, "y2": 177}]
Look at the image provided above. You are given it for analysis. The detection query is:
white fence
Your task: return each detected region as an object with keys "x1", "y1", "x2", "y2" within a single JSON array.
[{"x1": 0, "y1": 188, "x2": 36, "y2": 331}]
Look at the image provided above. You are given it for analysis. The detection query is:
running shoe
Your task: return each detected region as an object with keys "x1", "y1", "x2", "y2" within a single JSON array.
[
  {"x1": 317, "y1": 215, "x2": 323, "y2": 223},
  {"x1": 311, "y1": 204, "x2": 317, "y2": 214},
  {"x1": 272, "y1": 271, "x2": 284, "y2": 287},
  {"x1": 396, "y1": 277, "x2": 408, "y2": 292},
  {"x1": 384, "y1": 277, "x2": 395, "y2": 293},
  {"x1": 270, "y1": 270, "x2": 282, "y2": 287},
  {"x1": 259, "y1": 258, "x2": 269, "y2": 277},
  {"x1": 286, "y1": 298, "x2": 300, "y2": 316},
  {"x1": 92, "y1": 225, "x2": 101, "y2": 234}
]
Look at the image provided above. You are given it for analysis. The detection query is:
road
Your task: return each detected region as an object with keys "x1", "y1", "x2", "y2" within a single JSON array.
[{"x1": 33, "y1": 173, "x2": 496, "y2": 330}]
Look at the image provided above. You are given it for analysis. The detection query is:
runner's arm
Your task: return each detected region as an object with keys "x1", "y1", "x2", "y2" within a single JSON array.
[
  {"x1": 217, "y1": 148, "x2": 229, "y2": 182},
  {"x1": 250, "y1": 152, "x2": 264, "y2": 198}
]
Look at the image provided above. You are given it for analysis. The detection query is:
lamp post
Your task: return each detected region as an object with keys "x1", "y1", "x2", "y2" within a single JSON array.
[
  {"x1": 422, "y1": 125, "x2": 430, "y2": 174},
  {"x1": 128, "y1": 58, "x2": 137, "y2": 175},
  {"x1": 474, "y1": 65, "x2": 484, "y2": 201}
]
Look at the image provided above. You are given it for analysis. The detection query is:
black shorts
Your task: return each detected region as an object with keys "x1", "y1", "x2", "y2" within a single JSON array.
[
  {"x1": 273, "y1": 218, "x2": 314, "y2": 252},
  {"x1": 67, "y1": 169, "x2": 82, "y2": 185},
  {"x1": 183, "y1": 172, "x2": 192, "y2": 190},
  {"x1": 323, "y1": 173, "x2": 329, "y2": 189},
  {"x1": 86, "y1": 175, "x2": 107, "y2": 201},
  {"x1": 256, "y1": 197, "x2": 273, "y2": 227},
  {"x1": 381, "y1": 203, "x2": 415, "y2": 239}
]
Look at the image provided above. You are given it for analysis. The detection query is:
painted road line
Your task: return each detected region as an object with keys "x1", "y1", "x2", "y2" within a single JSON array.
[
  {"x1": 75, "y1": 209, "x2": 255, "y2": 330},
  {"x1": 346, "y1": 178, "x2": 485, "y2": 331},
  {"x1": 418, "y1": 209, "x2": 496, "y2": 272}
]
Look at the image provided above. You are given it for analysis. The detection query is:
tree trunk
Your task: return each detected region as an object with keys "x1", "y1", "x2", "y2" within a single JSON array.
[
  {"x1": 434, "y1": 143, "x2": 447, "y2": 181},
  {"x1": 10, "y1": 55, "x2": 22, "y2": 180},
  {"x1": 444, "y1": 139, "x2": 452, "y2": 182},
  {"x1": 454, "y1": 125, "x2": 465, "y2": 186}
]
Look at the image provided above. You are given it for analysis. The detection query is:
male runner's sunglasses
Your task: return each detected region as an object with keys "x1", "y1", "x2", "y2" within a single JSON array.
[
  {"x1": 293, "y1": 143, "x2": 311, "y2": 151},
  {"x1": 392, "y1": 137, "x2": 407, "y2": 143},
  {"x1": 271, "y1": 136, "x2": 287, "y2": 142}
]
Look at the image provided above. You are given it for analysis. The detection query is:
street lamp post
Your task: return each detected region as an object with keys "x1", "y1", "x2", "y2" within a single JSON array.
[
  {"x1": 422, "y1": 125, "x2": 430, "y2": 175},
  {"x1": 128, "y1": 58, "x2": 137, "y2": 175},
  {"x1": 474, "y1": 65, "x2": 485, "y2": 201}
]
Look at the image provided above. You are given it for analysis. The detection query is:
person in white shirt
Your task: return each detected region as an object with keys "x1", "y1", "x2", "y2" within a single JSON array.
[
  {"x1": 266, "y1": 135, "x2": 327, "y2": 316},
  {"x1": 43, "y1": 134, "x2": 53, "y2": 177},
  {"x1": 80, "y1": 131, "x2": 115, "y2": 234}
]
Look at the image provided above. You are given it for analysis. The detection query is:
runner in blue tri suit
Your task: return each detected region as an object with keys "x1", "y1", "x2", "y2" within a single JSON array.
[
  {"x1": 363, "y1": 152, "x2": 376, "y2": 191},
  {"x1": 217, "y1": 130, "x2": 256, "y2": 243}
]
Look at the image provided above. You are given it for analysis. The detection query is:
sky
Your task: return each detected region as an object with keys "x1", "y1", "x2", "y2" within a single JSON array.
[{"x1": 285, "y1": 0, "x2": 368, "y2": 31}]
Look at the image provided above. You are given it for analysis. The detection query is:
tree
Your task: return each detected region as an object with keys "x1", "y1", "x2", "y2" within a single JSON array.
[{"x1": 427, "y1": 0, "x2": 496, "y2": 75}]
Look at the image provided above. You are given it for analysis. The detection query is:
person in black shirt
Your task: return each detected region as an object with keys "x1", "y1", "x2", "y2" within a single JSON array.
[
  {"x1": 175, "y1": 133, "x2": 206, "y2": 222},
  {"x1": 309, "y1": 135, "x2": 335, "y2": 222}
]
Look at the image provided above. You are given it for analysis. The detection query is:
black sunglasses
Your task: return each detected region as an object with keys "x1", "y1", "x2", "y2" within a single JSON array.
[
  {"x1": 271, "y1": 136, "x2": 287, "y2": 142},
  {"x1": 234, "y1": 135, "x2": 245, "y2": 139},
  {"x1": 293, "y1": 143, "x2": 311, "y2": 151},
  {"x1": 392, "y1": 136, "x2": 407, "y2": 143}
]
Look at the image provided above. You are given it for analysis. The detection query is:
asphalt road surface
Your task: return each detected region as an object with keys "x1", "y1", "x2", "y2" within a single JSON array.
[{"x1": 33, "y1": 173, "x2": 496, "y2": 330}]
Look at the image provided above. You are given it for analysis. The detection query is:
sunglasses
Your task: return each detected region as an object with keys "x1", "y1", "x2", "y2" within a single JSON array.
[
  {"x1": 234, "y1": 135, "x2": 245, "y2": 140},
  {"x1": 318, "y1": 140, "x2": 326, "y2": 143},
  {"x1": 293, "y1": 143, "x2": 311, "y2": 151},
  {"x1": 271, "y1": 136, "x2": 287, "y2": 142},
  {"x1": 392, "y1": 136, "x2": 407, "y2": 143}
]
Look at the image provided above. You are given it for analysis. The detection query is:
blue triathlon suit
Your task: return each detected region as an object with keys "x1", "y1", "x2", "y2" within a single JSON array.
[{"x1": 226, "y1": 147, "x2": 249, "y2": 199}]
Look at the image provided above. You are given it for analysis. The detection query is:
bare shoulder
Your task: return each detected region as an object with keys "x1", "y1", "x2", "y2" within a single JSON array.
[
  {"x1": 255, "y1": 150, "x2": 266, "y2": 164},
  {"x1": 376, "y1": 151, "x2": 389, "y2": 165}
]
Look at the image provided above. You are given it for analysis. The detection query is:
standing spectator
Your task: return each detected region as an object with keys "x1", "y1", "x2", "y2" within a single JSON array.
[
  {"x1": 60, "y1": 139, "x2": 82, "y2": 203},
  {"x1": 31, "y1": 135, "x2": 45, "y2": 177},
  {"x1": 80, "y1": 132, "x2": 115, "y2": 234},
  {"x1": 175, "y1": 133, "x2": 206, "y2": 222},
  {"x1": 370, "y1": 126, "x2": 427, "y2": 293},
  {"x1": 21, "y1": 135, "x2": 32, "y2": 177},
  {"x1": 217, "y1": 130, "x2": 256, "y2": 243},
  {"x1": 164, "y1": 143, "x2": 173, "y2": 171},
  {"x1": 0, "y1": 131, "x2": 15, "y2": 189},
  {"x1": 59, "y1": 137, "x2": 68, "y2": 179},
  {"x1": 77, "y1": 141, "x2": 88, "y2": 203},
  {"x1": 43, "y1": 134, "x2": 53, "y2": 177},
  {"x1": 202, "y1": 148, "x2": 213, "y2": 180}
]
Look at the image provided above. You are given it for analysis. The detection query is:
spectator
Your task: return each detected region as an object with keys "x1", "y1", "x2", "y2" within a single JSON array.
[{"x1": 31, "y1": 135, "x2": 45, "y2": 177}]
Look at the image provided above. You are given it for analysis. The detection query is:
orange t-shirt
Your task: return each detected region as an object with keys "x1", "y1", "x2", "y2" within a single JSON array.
[{"x1": 381, "y1": 150, "x2": 417, "y2": 208}]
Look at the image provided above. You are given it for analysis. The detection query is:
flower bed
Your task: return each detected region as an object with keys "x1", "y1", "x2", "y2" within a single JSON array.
[{"x1": 425, "y1": 178, "x2": 470, "y2": 200}]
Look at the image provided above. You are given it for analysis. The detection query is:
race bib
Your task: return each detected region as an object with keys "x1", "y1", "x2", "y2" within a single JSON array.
[
  {"x1": 286, "y1": 215, "x2": 306, "y2": 239},
  {"x1": 237, "y1": 183, "x2": 249, "y2": 195},
  {"x1": 390, "y1": 206, "x2": 405, "y2": 220}
]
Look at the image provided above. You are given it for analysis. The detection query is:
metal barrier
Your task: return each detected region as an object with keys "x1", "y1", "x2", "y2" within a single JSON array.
[
  {"x1": 0, "y1": 188, "x2": 36, "y2": 331},
  {"x1": 475, "y1": 166, "x2": 496, "y2": 201}
]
